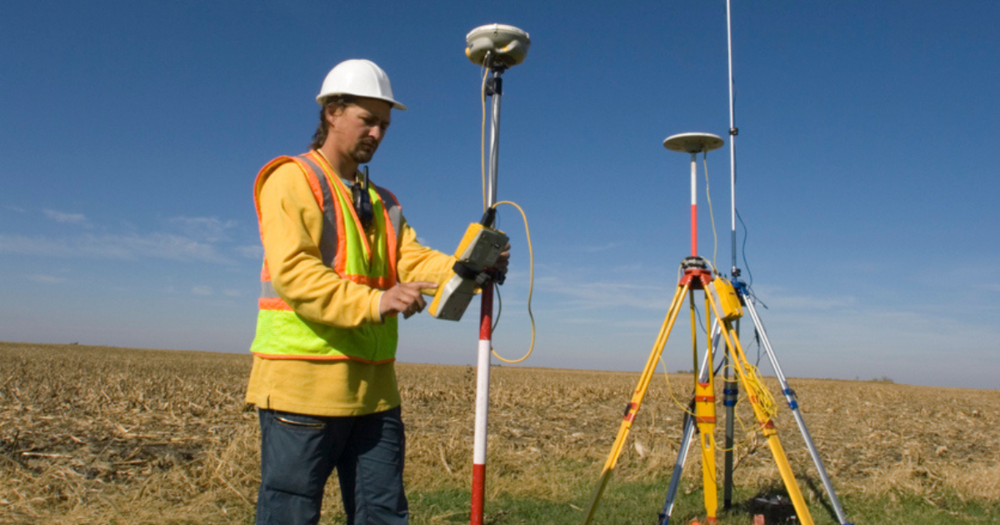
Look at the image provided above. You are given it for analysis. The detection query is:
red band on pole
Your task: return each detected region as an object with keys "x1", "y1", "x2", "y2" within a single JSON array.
[
  {"x1": 471, "y1": 285, "x2": 493, "y2": 525},
  {"x1": 471, "y1": 463, "x2": 486, "y2": 525},
  {"x1": 480, "y1": 285, "x2": 493, "y2": 340}
]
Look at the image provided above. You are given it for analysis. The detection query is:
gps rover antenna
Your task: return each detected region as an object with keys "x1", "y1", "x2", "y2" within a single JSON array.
[{"x1": 463, "y1": 23, "x2": 530, "y2": 525}]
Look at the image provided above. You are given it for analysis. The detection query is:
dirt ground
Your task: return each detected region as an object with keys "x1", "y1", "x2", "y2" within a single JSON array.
[{"x1": 1, "y1": 342, "x2": 998, "y2": 524}]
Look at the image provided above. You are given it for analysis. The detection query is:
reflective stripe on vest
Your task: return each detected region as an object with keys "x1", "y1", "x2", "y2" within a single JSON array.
[{"x1": 250, "y1": 151, "x2": 402, "y2": 363}]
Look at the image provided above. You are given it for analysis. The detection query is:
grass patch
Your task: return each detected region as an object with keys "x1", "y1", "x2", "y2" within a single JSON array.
[
  {"x1": 844, "y1": 490, "x2": 997, "y2": 525},
  {"x1": 407, "y1": 483, "x2": 998, "y2": 525}
]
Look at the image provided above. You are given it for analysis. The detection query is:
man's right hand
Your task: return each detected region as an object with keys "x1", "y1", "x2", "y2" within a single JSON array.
[{"x1": 379, "y1": 281, "x2": 438, "y2": 319}]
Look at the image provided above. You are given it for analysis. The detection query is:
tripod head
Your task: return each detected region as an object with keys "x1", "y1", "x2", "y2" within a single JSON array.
[{"x1": 681, "y1": 256, "x2": 709, "y2": 271}]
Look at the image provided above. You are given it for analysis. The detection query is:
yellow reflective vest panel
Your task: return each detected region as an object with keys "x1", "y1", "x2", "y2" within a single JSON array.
[{"x1": 250, "y1": 151, "x2": 403, "y2": 364}]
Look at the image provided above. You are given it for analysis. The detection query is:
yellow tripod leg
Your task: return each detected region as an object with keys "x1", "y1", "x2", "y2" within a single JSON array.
[
  {"x1": 580, "y1": 284, "x2": 690, "y2": 525},
  {"x1": 761, "y1": 425, "x2": 813, "y2": 525},
  {"x1": 695, "y1": 382, "x2": 718, "y2": 522},
  {"x1": 694, "y1": 290, "x2": 718, "y2": 522},
  {"x1": 711, "y1": 314, "x2": 815, "y2": 525}
]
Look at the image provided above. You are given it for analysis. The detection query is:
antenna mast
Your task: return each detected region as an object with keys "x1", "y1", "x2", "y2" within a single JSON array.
[
  {"x1": 722, "y1": 0, "x2": 740, "y2": 510},
  {"x1": 727, "y1": 0, "x2": 738, "y2": 277},
  {"x1": 722, "y1": 5, "x2": 852, "y2": 523}
]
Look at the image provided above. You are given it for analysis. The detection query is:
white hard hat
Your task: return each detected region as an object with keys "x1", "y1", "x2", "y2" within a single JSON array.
[{"x1": 316, "y1": 59, "x2": 407, "y2": 110}]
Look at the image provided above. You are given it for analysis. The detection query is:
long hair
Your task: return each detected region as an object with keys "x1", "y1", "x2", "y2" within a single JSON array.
[{"x1": 309, "y1": 95, "x2": 356, "y2": 151}]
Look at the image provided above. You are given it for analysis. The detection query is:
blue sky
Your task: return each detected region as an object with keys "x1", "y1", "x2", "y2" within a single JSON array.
[{"x1": 2, "y1": 1, "x2": 998, "y2": 389}]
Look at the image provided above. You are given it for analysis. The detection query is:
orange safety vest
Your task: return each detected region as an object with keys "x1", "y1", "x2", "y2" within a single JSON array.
[{"x1": 249, "y1": 150, "x2": 403, "y2": 363}]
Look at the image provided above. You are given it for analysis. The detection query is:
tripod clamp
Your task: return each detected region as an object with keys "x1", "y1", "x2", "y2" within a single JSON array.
[
  {"x1": 482, "y1": 54, "x2": 505, "y2": 97},
  {"x1": 731, "y1": 277, "x2": 749, "y2": 302},
  {"x1": 681, "y1": 256, "x2": 709, "y2": 271},
  {"x1": 485, "y1": 74, "x2": 503, "y2": 97},
  {"x1": 452, "y1": 262, "x2": 505, "y2": 288}
]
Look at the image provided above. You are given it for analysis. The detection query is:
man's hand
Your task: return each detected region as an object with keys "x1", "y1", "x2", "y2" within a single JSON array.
[
  {"x1": 489, "y1": 243, "x2": 511, "y2": 277},
  {"x1": 380, "y1": 281, "x2": 437, "y2": 319}
]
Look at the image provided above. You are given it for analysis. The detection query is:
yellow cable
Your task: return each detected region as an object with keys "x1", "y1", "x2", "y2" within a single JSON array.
[
  {"x1": 477, "y1": 57, "x2": 534, "y2": 364},
  {"x1": 661, "y1": 355, "x2": 766, "y2": 455},
  {"x1": 742, "y1": 361, "x2": 778, "y2": 423},
  {"x1": 480, "y1": 65, "x2": 489, "y2": 212},
  {"x1": 476, "y1": 56, "x2": 533, "y2": 365},
  {"x1": 659, "y1": 355, "x2": 697, "y2": 417},
  {"x1": 703, "y1": 152, "x2": 719, "y2": 272},
  {"x1": 490, "y1": 200, "x2": 535, "y2": 364}
]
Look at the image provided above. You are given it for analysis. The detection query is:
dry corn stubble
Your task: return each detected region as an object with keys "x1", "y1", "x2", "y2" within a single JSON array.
[{"x1": 2, "y1": 342, "x2": 998, "y2": 524}]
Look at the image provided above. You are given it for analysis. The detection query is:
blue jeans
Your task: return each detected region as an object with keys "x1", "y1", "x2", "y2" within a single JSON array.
[{"x1": 255, "y1": 407, "x2": 408, "y2": 525}]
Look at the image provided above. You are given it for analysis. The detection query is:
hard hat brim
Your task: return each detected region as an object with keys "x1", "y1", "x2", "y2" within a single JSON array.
[{"x1": 316, "y1": 93, "x2": 407, "y2": 111}]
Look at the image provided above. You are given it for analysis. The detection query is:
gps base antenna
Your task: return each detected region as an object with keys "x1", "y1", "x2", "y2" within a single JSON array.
[
  {"x1": 584, "y1": 132, "x2": 820, "y2": 525},
  {"x1": 464, "y1": 23, "x2": 530, "y2": 525},
  {"x1": 663, "y1": 133, "x2": 725, "y2": 258}
]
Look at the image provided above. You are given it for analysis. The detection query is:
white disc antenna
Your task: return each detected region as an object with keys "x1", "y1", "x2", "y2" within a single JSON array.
[
  {"x1": 466, "y1": 24, "x2": 531, "y2": 68},
  {"x1": 663, "y1": 132, "x2": 725, "y2": 154}
]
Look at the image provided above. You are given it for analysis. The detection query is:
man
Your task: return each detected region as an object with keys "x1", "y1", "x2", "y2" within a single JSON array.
[{"x1": 246, "y1": 59, "x2": 508, "y2": 525}]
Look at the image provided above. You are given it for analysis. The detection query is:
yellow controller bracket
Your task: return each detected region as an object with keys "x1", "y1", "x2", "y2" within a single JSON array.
[{"x1": 428, "y1": 222, "x2": 509, "y2": 321}]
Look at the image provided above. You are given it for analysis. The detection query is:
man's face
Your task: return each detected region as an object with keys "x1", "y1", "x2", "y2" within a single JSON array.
[{"x1": 326, "y1": 98, "x2": 392, "y2": 166}]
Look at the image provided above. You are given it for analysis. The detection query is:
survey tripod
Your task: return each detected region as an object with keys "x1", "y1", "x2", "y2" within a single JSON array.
[
  {"x1": 581, "y1": 133, "x2": 823, "y2": 525},
  {"x1": 654, "y1": 277, "x2": 853, "y2": 524}
]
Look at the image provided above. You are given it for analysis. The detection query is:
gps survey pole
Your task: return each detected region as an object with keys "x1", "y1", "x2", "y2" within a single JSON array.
[
  {"x1": 471, "y1": 58, "x2": 499, "y2": 525},
  {"x1": 464, "y1": 24, "x2": 530, "y2": 525}
]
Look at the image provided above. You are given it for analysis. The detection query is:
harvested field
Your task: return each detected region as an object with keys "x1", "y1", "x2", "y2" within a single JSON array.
[{"x1": 1, "y1": 341, "x2": 998, "y2": 524}]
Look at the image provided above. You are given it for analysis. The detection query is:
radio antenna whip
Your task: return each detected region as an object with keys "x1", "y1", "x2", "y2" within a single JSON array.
[
  {"x1": 722, "y1": 3, "x2": 852, "y2": 523},
  {"x1": 722, "y1": 0, "x2": 740, "y2": 509},
  {"x1": 727, "y1": 0, "x2": 739, "y2": 277}
]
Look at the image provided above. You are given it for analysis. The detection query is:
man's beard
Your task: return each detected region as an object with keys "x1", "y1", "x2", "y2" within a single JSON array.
[{"x1": 350, "y1": 139, "x2": 378, "y2": 164}]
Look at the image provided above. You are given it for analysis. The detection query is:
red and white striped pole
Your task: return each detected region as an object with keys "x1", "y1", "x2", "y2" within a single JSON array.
[
  {"x1": 471, "y1": 284, "x2": 493, "y2": 525},
  {"x1": 689, "y1": 151, "x2": 699, "y2": 257},
  {"x1": 471, "y1": 62, "x2": 503, "y2": 525}
]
